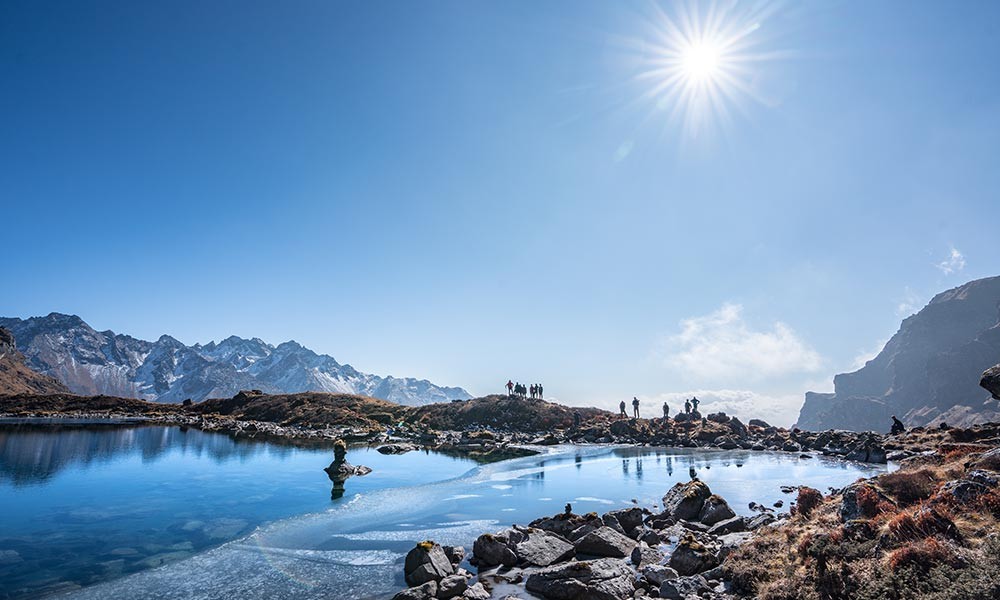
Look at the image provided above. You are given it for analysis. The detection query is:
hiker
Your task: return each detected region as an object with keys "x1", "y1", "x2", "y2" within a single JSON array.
[
  {"x1": 506, "y1": 380, "x2": 514, "y2": 396},
  {"x1": 662, "y1": 402, "x2": 669, "y2": 418},
  {"x1": 691, "y1": 397, "x2": 700, "y2": 413},
  {"x1": 619, "y1": 400, "x2": 627, "y2": 418},
  {"x1": 890, "y1": 415, "x2": 905, "y2": 435},
  {"x1": 632, "y1": 396, "x2": 640, "y2": 419},
  {"x1": 529, "y1": 384, "x2": 535, "y2": 398},
  {"x1": 538, "y1": 384, "x2": 543, "y2": 398},
  {"x1": 684, "y1": 399, "x2": 692, "y2": 414}
]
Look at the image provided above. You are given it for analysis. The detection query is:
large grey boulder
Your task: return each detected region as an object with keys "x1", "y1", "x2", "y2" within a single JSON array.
[
  {"x1": 404, "y1": 541, "x2": 454, "y2": 586},
  {"x1": 525, "y1": 558, "x2": 636, "y2": 600},
  {"x1": 574, "y1": 526, "x2": 636, "y2": 558},
  {"x1": 604, "y1": 507, "x2": 645, "y2": 536},
  {"x1": 707, "y1": 515, "x2": 747, "y2": 535},
  {"x1": 460, "y1": 583, "x2": 490, "y2": 600},
  {"x1": 472, "y1": 527, "x2": 574, "y2": 568},
  {"x1": 513, "y1": 530, "x2": 576, "y2": 567},
  {"x1": 660, "y1": 480, "x2": 712, "y2": 521}
]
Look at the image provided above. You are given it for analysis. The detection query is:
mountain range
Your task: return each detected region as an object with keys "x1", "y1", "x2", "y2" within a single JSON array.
[
  {"x1": 0, "y1": 313, "x2": 471, "y2": 406},
  {"x1": 796, "y1": 276, "x2": 1000, "y2": 431}
]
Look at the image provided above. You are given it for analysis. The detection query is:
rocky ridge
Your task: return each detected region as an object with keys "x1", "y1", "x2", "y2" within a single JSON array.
[
  {"x1": 0, "y1": 327, "x2": 70, "y2": 396},
  {"x1": 0, "y1": 313, "x2": 470, "y2": 406},
  {"x1": 797, "y1": 276, "x2": 1000, "y2": 431}
]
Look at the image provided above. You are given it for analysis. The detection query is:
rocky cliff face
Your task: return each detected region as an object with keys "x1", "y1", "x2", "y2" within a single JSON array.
[
  {"x1": 0, "y1": 314, "x2": 470, "y2": 405},
  {"x1": 796, "y1": 276, "x2": 1000, "y2": 432},
  {"x1": 0, "y1": 327, "x2": 70, "y2": 395}
]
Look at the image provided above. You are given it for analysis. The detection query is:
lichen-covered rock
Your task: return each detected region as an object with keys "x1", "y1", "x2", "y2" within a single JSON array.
[
  {"x1": 660, "y1": 480, "x2": 712, "y2": 521},
  {"x1": 667, "y1": 534, "x2": 718, "y2": 576},
  {"x1": 404, "y1": 541, "x2": 454, "y2": 586},
  {"x1": 525, "y1": 558, "x2": 636, "y2": 600},
  {"x1": 574, "y1": 526, "x2": 636, "y2": 558}
]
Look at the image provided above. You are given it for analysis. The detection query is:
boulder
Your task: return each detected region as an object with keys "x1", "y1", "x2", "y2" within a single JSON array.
[
  {"x1": 728, "y1": 417, "x2": 748, "y2": 438},
  {"x1": 574, "y1": 526, "x2": 636, "y2": 558},
  {"x1": 667, "y1": 534, "x2": 718, "y2": 576},
  {"x1": 659, "y1": 575, "x2": 711, "y2": 600},
  {"x1": 378, "y1": 443, "x2": 419, "y2": 455},
  {"x1": 461, "y1": 583, "x2": 491, "y2": 600},
  {"x1": 940, "y1": 479, "x2": 989, "y2": 504},
  {"x1": 707, "y1": 516, "x2": 747, "y2": 535},
  {"x1": 436, "y1": 574, "x2": 469, "y2": 599},
  {"x1": 630, "y1": 543, "x2": 664, "y2": 568},
  {"x1": 443, "y1": 545, "x2": 465, "y2": 566},
  {"x1": 839, "y1": 482, "x2": 893, "y2": 522},
  {"x1": 604, "y1": 507, "x2": 646, "y2": 536},
  {"x1": 707, "y1": 412, "x2": 730, "y2": 423},
  {"x1": 697, "y1": 495, "x2": 736, "y2": 525},
  {"x1": 748, "y1": 419, "x2": 771, "y2": 428},
  {"x1": 392, "y1": 581, "x2": 438, "y2": 600},
  {"x1": 660, "y1": 480, "x2": 712, "y2": 521},
  {"x1": 530, "y1": 512, "x2": 601, "y2": 539},
  {"x1": 525, "y1": 558, "x2": 636, "y2": 600},
  {"x1": 404, "y1": 541, "x2": 454, "y2": 586},
  {"x1": 641, "y1": 564, "x2": 679, "y2": 587},
  {"x1": 981, "y1": 364, "x2": 1000, "y2": 400},
  {"x1": 513, "y1": 530, "x2": 576, "y2": 567},
  {"x1": 472, "y1": 528, "x2": 574, "y2": 568}
]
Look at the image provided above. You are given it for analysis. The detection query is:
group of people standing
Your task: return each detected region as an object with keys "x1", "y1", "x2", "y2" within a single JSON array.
[
  {"x1": 618, "y1": 396, "x2": 701, "y2": 420},
  {"x1": 506, "y1": 380, "x2": 543, "y2": 399}
]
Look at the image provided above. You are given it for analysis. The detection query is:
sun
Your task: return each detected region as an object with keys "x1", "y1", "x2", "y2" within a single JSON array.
[
  {"x1": 629, "y1": 0, "x2": 782, "y2": 139},
  {"x1": 680, "y1": 40, "x2": 723, "y2": 83}
]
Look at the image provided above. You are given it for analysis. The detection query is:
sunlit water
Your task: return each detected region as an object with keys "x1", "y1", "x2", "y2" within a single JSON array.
[{"x1": 0, "y1": 421, "x2": 887, "y2": 599}]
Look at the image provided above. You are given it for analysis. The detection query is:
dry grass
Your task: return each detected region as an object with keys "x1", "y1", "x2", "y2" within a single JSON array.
[{"x1": 797, "y1": 487, "x2": 824, "y2": 518}]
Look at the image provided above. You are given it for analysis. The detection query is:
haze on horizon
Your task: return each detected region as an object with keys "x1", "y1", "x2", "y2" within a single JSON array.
[{"x1": 3, "y1": 1, "x2": 999, "y2": 426}]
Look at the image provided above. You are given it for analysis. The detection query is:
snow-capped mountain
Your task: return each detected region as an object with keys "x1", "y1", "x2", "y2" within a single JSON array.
[{"x1": 0, "y1": 313, "x2": 471, "y2": 405}]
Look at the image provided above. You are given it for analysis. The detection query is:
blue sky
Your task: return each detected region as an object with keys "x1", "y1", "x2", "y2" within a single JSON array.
[{"x1": 3, "y1": 1, "x2": 999, "y2": 425}]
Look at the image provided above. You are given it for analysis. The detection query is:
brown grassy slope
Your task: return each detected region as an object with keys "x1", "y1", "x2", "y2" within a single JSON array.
[
  {"x1": 405, "y1": 394, "x2": 610, "y2": 432},
  {"x1": 723, "y1": 447, "x2": 1000, "y2": 600},
  {"x1": 192, "y1": 391, "x2": 407, "y2": 429},
  {"x1": 0, "y1": 327, "x2": 69, "y2": 395},
  {"x1": 0, "y1": 393, "x2": 180, "y2": 415}
]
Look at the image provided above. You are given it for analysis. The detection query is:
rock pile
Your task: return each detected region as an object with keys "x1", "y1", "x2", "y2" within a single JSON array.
[{"x1": 389, "y1": 480, "x2": 785, "y2": 600}]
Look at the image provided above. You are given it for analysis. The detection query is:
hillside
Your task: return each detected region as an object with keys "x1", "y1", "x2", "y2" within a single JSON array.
[
  {"x1": 0, "y1": 313, "x2": 470, "y2": 406},
  {"x1": 797, "y1": 276, "x2": 1000, "y2": 431},
  {"x1": 406, "y1": 394, "x2": 609, "y2": 432},
  {"x1": 0, "y1": 327, "x2": 69, "y2": 395},
  {"x1": 192, "y1": 389, "x2": 407, "y2": 429}
]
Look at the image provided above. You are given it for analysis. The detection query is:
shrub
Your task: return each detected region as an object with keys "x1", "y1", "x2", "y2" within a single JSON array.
[
  {"x1": 797, "y1": 487, "x2": 824, "y2": 518},
  {"x1": 879, "y1": 469, "x2": 938, "y2": 505},
  {"x1": 856, "y1": 485, "x2": 891, "y2": 519},
  {"x1": 886, "y1": 538, "x2": 955, "y2": 572}
]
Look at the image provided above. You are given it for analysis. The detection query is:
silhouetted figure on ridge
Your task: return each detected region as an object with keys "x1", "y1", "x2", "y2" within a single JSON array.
[
  {"x1": 662, "y1": 402, "x2": 669, "y2": 418},
  {"x1": 632, "y1": 396, "x2": 640, "y2": 419},
  {"x1": 506, "y1": 380, "x2": 514, "y2": 397},
  {"x1": 684, "y1": 399, "x2": 692, "y2": 414},
  {"x1": 890, "y1": 415, "x2": 906, "y2": 435},
  {"x1": 619, "y1": 400, "x2": 627, "y2": 418},
  {"x1": 691, "y1": 397, "x2": 700, "y2": 413}
]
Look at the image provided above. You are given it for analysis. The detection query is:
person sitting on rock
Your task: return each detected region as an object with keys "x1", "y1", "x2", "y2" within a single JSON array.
[
  {"x1": 619, "y1": 400, "x2": 627, "y2": 418},
  {"x1": 632, "y1": 396, "x2": 640, "y2": 419},
  {"x1": 890, "y1": 415, "x2": 906, "y2": 435}
]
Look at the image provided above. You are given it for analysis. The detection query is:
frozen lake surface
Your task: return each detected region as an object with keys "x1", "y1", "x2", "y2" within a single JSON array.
[{"x1": 0, "y1": 421, "x2": 886, "y2": 599}]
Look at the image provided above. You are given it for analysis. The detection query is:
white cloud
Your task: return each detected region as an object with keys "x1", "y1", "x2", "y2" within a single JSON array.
[
  {"x1": 935, "y1": 246, "x2": 966, "y2": 275},
  {"x1": 640, "y1": 389, "x2": 803, "y2": 428},
  {"x1": 660, "y1": 303, "x2": 822, "y2": 381}
]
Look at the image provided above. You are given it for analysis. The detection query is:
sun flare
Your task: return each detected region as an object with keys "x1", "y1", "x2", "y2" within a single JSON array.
[{"x1": 631, "y1": 1, "x2": 782, "y2": 138}]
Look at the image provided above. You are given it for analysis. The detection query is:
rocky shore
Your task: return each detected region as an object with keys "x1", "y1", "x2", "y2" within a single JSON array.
[{"x1": 390, "y1": 441, "x2": 1000, "y2": 600}]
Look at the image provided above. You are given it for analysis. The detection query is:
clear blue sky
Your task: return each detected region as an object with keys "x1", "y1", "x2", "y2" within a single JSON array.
[{"x1": 3, "y1": 1, "x2": 999, "y2": 424}]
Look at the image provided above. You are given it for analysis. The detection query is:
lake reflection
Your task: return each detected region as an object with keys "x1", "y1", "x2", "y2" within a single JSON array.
[{"x1": 0, "y1": 421, "x2": 476, "y2": 599}]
